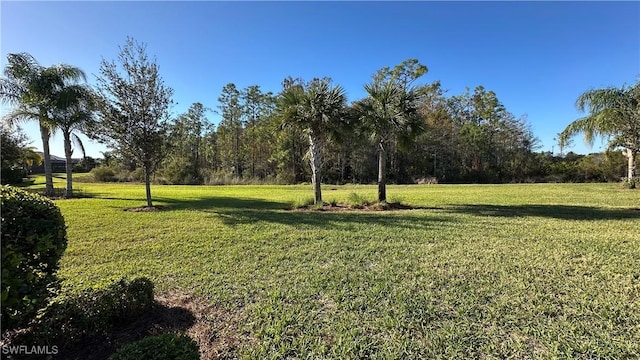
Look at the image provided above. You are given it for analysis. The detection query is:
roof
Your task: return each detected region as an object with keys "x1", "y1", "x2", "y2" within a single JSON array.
[{"x1": 36, "y1": 152, "x2": 82, "y2": 162}]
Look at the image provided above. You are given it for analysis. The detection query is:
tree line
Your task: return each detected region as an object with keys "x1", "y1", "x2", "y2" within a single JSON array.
[{"x1": 2, "y1": 38, "x2": 638, "y2": 205}]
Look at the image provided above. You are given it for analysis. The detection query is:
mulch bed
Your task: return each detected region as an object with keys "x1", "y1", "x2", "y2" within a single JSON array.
[
  {"x1": 290, "y1": 202, "x2": 421, "y2": 212},
  {"x1": 124, "y1": 205, "x2": 166, "y2": 212}
]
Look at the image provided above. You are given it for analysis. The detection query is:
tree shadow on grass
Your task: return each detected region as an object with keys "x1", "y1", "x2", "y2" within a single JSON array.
[
  {"x1": 152, "y1": 196, "x2": 453, "y2": 230},
  {"x1": 60, "y1": 301, "x2": 197, "y2": 360},
  {"x1": 156, "y1": 196, "x2": 290, "y2": 211},
  {"x1": 19, "y1": 187, "x2": 100, "y2": 200},
  {"x1": 4, "y1": 300, "x2": 197, "y2": 360},
  {"x1": 448, "y1": 204, "x2": 640, "y2": 221},
  {"x1": 216, "y1": 208, "x2": 454, "y2": 230}
]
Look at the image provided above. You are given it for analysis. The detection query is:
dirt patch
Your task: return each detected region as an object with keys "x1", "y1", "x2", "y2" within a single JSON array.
[
  {"x1": 290, "y1": 202, "x2": 422, "y2": 212},
  {"x1": 154, "y1": 292, "x2": 248, "y2": 359},
  {"x1": 124, "y1": 205, "x2": 166, "y2": 212},
  {"x1": 2, "y1": 291, "x2": 247, "y2": 360}
]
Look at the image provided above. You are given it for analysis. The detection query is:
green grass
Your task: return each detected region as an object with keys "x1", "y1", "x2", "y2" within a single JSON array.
[{"x1": 24, "y1": 176, "x2": 640, "y2": 358}]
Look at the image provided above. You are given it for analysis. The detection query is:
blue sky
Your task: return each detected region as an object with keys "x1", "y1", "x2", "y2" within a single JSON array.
[{"x1": 2, "y1": 1, "x2": 638, "y2": 158}]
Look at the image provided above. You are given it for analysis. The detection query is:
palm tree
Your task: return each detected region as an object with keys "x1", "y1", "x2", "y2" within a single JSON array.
[
  {"x1": 0, "y1": 53, "x2": 86, "y2": 196},
  {"x1": 560, "y1": 81, "x2": 640, "y2": 183},
  {"x1": 53, "y1": 84, "x2": 95, "y2": 197},
  {"x1": 279, "y1": 78, "x2": 347, "y2": 204},
  {"x1": 355, "y1": 68, "x2": 425, "y2": 203},
  {"x1": 22, "y1": 146, "x2": 43, "y2": 170}
]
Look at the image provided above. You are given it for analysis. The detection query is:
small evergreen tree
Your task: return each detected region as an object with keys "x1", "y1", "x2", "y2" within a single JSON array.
[{"x1": 93, "y1": 38, "x2": 173, "y2": 206}]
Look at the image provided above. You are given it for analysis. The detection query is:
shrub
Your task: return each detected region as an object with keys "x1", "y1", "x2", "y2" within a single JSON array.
[
  {"x1": 33, "y1": 277, "x2": 154, "y2": 346},
  {"x1": 73, "y1": 156, "x2": 97, "y2": 173},
  {"x1": 1, "y1": 185, "x2": 67, "y2": 332},
  {"x1": 91, "y1": 166, "x2": 116, "y2": 182},
  {"x1": 0, "y1": 167, "x2": 25, "y2": 184},
  {"x1": 126, "y1": 168, "x2": 145, "y2": 183},
  {"x1": 415, "y1": 177, "x2": 438, "y2": 184},
  {"x1": 622, "y1": 177, "x2": 639, "y2": 189},
  {"x1": 275, "y1": 172, "x2": 296, "y2": 185},
  {"x1": 109, "y1": 333, "x2": 200, "y2": 360},
  {"x1": 347, "y1": 192, "x2": 371, "y2": 208},
  {"x1": 388, "y1": 195, "x2": 404, "y2": 204},
  {"x1": 291, "y1": 197, "x2": 315, "y2": 209}
]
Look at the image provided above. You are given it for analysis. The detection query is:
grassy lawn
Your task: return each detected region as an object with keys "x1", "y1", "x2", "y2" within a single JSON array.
[{"x1": 24, "y1": 177, "x2": 640, "y2": 358}]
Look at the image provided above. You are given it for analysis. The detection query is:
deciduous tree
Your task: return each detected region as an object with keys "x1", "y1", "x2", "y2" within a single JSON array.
[{"x1": 93, "y1": 38, "x2": 173, "y2": 207}]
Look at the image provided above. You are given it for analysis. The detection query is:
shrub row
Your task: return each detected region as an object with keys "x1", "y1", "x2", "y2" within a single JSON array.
[{"x1": 89, "y1": 166, "x2": 145, "y2": 183}]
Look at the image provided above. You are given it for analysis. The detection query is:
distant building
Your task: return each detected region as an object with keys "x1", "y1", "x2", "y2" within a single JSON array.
[{"x1": 30, "y1": 153, "x2": 81, "y2": 174}]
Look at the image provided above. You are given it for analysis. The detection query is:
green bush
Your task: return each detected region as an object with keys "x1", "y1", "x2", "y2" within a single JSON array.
[
  {"x1": 388, "y1": 195, "x2": 404, "y2": 204},
  {"x1": 1, "y1": 185, "x2": 67, "y2": 332},
  {"x1": 33, "y1": 277, "x2": 154, "y2": 346},
  {"x1": 0, "y1": 167, "x2": 25, "y2": 184},
  {"x1": 622, "y1": 177, "x2": 639, "y2": 189},
  {"x1": 291, "y1": 196, "x2": 315, "y2": 209},
  {"x1": 109, "y1": 333, "x2": 200, "y2": 360},
  {"x1": 347, "y1": 192, "x2": 372, "y2": 208},
  {"x1": 73, "y1": 156, "x2": 97, "y2": 173},
  {"x1": 91, "y1": 166, "x2": 117, "y2": 182},
  {"x1": 127, "y1": 167, "x2": 146, "y2": 182}
]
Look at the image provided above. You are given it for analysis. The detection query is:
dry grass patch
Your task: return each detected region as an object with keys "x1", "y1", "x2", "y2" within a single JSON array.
[{"x1": 155, "y1": 292, "x2": 249, "y2": 359}]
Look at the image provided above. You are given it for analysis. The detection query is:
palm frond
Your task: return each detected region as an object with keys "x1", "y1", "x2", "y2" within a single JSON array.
[
  {"x1": 564, "y1": 80, "x2": 640, "y2": 151},
  {"x1": 72, "y1": 133, "x2": 87, "y2": 159},
  {"x1": 560, "y1": 116, "x2": 599, "y2": 147},
  {"x1": 23, "y1": 146, "x2": 43, "y2": 166},
  {"x1": 576, "y1": 87, "x2": 625, "y2": 114},
  {"x1": 278, "y1": 78, "x2": 347, "y2": 141},
  {"x1": 51, "y1": 64, "x2": 87, "y2": 83},
  {"x1": 2, "y1": 106, "x2": 40, "y2": 127},
  {"x1": 0, "y1": 78, "x2": 24, "y2": 105},
  {"x1": 357, "y1": 75, "x2": 424, "y2": 147},
  {"x1": 3, "y1": 53, "x2": 41, "y2": 80}
]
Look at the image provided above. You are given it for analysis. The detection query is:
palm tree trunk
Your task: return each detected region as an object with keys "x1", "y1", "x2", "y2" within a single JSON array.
[
  {"x1": 627, "y1": 148, "x2": 636, "y2": 179},
  {"x1": 63, "y1": 131, "x2": 73, "y2": 198},
  {"x1": 378, "y1": 140, "x2": 387, "y2": 203},
  {"x1": 339, "y1": 151, "x2": 346, "y2": 184},
  {"x1": 144, "y1": 164, "x2": 153, "y2": 207},
  {"x1": 40, "y1": 123, "x2": 54, "y2": 197},
  {"x1": 308, "y1": 132, "x2": 322, "y2": 205}
]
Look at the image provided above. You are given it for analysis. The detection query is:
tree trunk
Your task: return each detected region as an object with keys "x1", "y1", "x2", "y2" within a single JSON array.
[
  {"x1": 144, "y1": 164, "x2": 153, "y2": 207},
  {"x1": 234, "y1": 126, "x2": 241, "y2": 178},
  {"x1": 40, "y1": 123, "x2": 54, "y2": 197},
  {"x1": 378, "y1": 140, "x2": 387, "y2": 203},
  {"x1": 627, "y1": 148, "x2": 636, "y2": 179},
  {"x1": 63, "y1": 132, "x2": 73, "y2": 198},
  {"x1": 339, "y1": 151, "x2": 346, "y2": 184},
  {"x1": 308, "y1": 132, "x2": 322, "y2": 204},
  {"x1": 291, "y1": 132, "x2": 296, "y2": 182}
]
